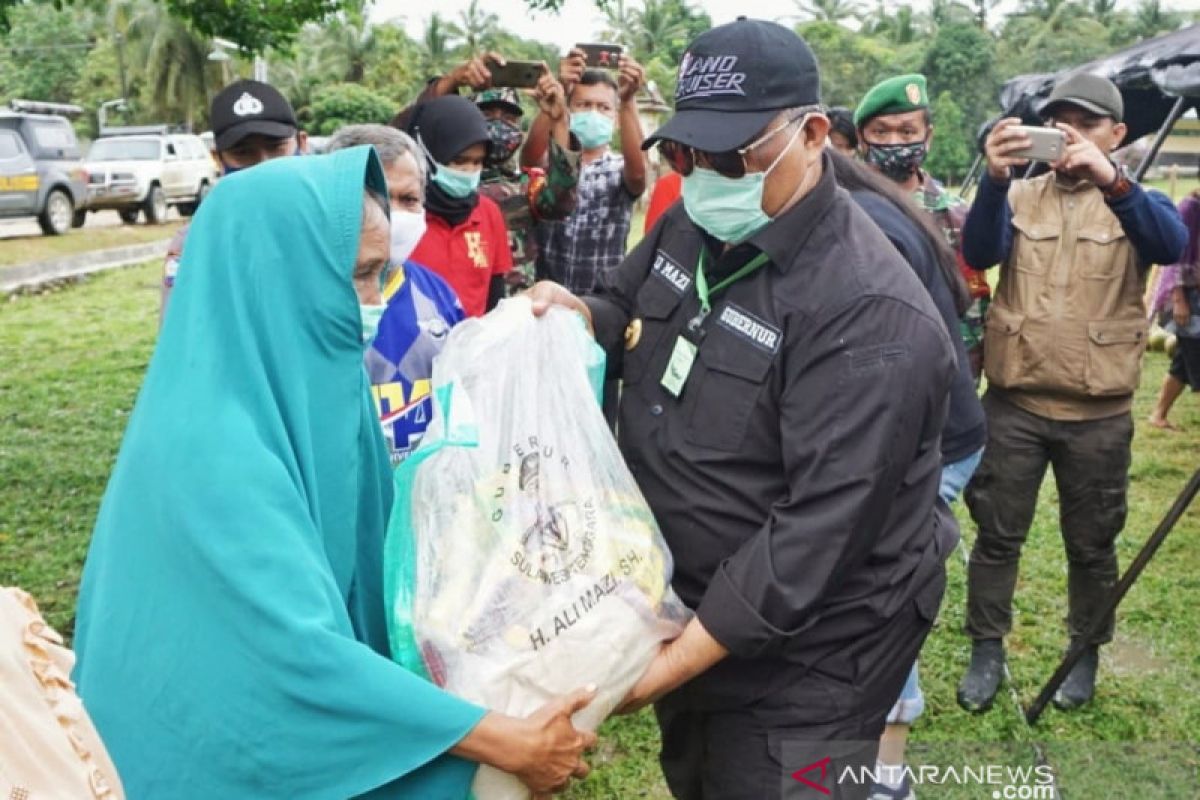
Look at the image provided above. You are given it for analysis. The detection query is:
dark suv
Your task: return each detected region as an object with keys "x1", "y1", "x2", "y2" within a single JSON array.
[{"x1": 0, "y1": 102, "x2": 89, "y2": 235}]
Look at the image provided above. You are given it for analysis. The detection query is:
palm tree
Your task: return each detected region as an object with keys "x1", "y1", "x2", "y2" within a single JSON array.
[
  {"x1": 970, "y1": 0, "x2": 1003, "y2": 28},
  {"x1": 598, "y1": 0, "x2": 639, "y2": 50},
  {"x1": 929, "y1": 0, "x2": 977, "y2": 27},
  {"x1": 418, "y1": 13, "x2": 460, "y2": 78},
  {"x1": 274, "y1": 28, "x2": 328, "y2": 118},
  {"x1": 1134, "y1": 0, "x2": 1183, "y2": 39},
  {"x1": 862, "y1": 2, "x2": 928, "y2": 44},
  {"x1": 629, "y1": 0, "x2": 691, "y2": 63},
  {"x1": 319, "y1": 9, "x2": 378, "y2": 83},
  {"x1": 1014, "y1": 0, "x2": 1077, "y2": 23},
  {"x1": 791, "y1": 0, "x2": 862, "y2": 25},
  {"x1": 446, "y1": 0, "x2": 500, "y2": 54},
  {"x1": 1089, "y1": 0, "x2": 1119, "y2": 25},
  {"x1": 117, "y1": 0, "x2": 214, "y2": 128}
]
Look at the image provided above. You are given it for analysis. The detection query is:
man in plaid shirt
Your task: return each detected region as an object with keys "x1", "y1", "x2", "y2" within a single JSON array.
[{"x1": 524, "y1": 50, "x2": 648, "y2": 293}]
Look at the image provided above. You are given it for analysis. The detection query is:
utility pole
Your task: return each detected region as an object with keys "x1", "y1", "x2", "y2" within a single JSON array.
[{"x1": 114, "y1": 31, "x2": 129, "y2": 101}]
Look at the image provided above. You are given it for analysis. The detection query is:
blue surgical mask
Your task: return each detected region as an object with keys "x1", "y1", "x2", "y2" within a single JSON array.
[
  {"x1": 681, "y1": 122, "x2": 806, "y2": 244},
  {"x1": 431, "y1": 163, "x2": 481, "y2": 198},
  {"x1": 360, "y1": 303, "x2": 386, "y2": 345},
  {"x1": 570, "y1": 111, "x2": 615, "y2": 149}
]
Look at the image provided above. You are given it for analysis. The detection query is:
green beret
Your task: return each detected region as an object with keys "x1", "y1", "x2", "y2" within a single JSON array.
[{"x1": 854, "y1": 74, "x2": 929, "y2": 127}]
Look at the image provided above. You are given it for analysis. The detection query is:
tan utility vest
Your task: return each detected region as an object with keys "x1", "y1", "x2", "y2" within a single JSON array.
[{"x1": 985, "y1": 173, "x2": 1148, "y2": 421}]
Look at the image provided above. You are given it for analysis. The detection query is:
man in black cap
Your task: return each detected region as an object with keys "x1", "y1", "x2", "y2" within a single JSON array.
[
  {"x1": 530, "y1": 18, "x2": 956, "y2": 799},
  {"x1": 161, "y1": 80, "x2": 305, "y2": 318},
  {"x1": 957, "y1": 73, "x2": 1186, "y2": 713}
]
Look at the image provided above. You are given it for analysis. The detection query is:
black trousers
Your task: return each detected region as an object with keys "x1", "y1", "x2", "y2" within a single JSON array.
[
  {"x1": 654, "y1": 571, "x2": 943, "y2": 800},
  {"x1": 964, "y1": 391, "x2": 1132, "y2": 645}
]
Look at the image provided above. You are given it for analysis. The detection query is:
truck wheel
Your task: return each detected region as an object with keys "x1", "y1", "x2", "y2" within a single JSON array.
[
  {"x1": 178, "y1": 181, "x2": 211, "y2": 218},
  {"x1": 119, "y1": 208, "x2": 141, "y2": 224},
  {"x1": 143, "y1": 184, "x2": 168, "y2": 224},
  {"x1": 38, "y1": 189, "x2": 73, "y2": 236}
]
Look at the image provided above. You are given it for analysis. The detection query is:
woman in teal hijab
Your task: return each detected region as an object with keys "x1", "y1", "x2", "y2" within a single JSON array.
[{"x1": 72, "y1": 146, "x2": 595, "y2": 799}]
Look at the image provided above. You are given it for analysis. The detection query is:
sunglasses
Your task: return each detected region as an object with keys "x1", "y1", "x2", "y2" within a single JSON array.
[{"x1": 658, "y1": 106, "x2": 823, "y2": 179}]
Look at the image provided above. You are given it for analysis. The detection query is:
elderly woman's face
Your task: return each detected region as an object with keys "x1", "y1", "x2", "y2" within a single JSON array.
[
  {"x1": 384, "y1": 151, "x2": 424, "y2": 215},
  {"x1": 353, "y1": 195, "x2": 391, "y2": 306}
]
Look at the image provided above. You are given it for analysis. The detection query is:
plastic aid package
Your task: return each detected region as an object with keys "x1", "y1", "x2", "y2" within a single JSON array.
[{"x1": 384, "y1": 297, "x2": 690, "y2": 800}]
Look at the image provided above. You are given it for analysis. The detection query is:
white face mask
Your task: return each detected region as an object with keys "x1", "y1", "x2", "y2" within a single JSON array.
[{"x1": 389, "y1": 209, "x2": 427, "y2": 266}]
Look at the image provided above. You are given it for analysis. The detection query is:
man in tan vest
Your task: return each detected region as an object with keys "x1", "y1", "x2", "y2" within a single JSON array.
[{"x1": 956, "y1": 73, "x2": 1186, "y2": 714}]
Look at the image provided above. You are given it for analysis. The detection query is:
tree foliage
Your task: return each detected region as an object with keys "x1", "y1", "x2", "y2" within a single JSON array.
[
  {"x1": 307, "y1": 82, "x2": 395, "y2": 136},
  {"x1": 925, "y1": 91, "x2": 973, "y2": 184},
  {"x1": 0, "y1": 3, "x2": 88, "y2": 105}
]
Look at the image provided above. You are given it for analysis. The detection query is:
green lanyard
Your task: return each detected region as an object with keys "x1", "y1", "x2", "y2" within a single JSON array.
[{"x1": 695, "y1": 249, "x2": 772, "y2": 315}]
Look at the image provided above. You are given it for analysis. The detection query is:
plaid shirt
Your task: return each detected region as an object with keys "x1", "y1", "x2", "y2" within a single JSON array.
[{"x1": 535, "y1": 152, "x2": 635, "y2": 293}]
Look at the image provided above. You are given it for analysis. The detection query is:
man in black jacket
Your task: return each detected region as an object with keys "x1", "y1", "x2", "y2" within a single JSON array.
[{"x1": 531, "y1": 19, "x2": 956, "y2": 800}]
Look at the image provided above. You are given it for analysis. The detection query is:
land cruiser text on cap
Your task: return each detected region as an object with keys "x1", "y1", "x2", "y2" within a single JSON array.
[{"x1": 643, "y1": 17, "x2": 821, "y2": 154}]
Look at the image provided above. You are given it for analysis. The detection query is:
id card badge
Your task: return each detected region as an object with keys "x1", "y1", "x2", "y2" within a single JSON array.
[{"x1": 661, "y1": 336, "x2": 698, "y2": 397}]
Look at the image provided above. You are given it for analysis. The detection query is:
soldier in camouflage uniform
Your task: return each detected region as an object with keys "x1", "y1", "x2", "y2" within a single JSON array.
[
  {"x1": 389, "y1": 55, "x2": 579, "y2": 293},
  {"x1": 473, "y1": 86, "x2": 579, "y2": 291}
]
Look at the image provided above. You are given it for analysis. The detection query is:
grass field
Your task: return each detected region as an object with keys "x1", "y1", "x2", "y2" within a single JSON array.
[
  {"x1": 0, "y1": 261, "x2": 1197, "y2": 798},
  {"x1": 0, "y1": 218, "x2": 183, "y2": 268}
]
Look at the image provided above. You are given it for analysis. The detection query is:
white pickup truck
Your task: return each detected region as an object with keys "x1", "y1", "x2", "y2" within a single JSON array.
[{"x1": 84, "y1": 130, "x2": 218, "y2": 224}]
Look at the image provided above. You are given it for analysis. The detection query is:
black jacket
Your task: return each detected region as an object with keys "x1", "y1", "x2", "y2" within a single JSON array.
[
  {"x1": 852, "y1": 191, "x2": 986, "y2": 464},
  {"x1": 585, "y1": 157, "x2": 959, "y2": 707}
]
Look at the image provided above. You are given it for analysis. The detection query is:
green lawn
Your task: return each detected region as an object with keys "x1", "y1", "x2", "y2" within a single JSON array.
[
  {"x1": 0, "y1": 218, "x2": 183, "y2": 268},
  {"x1": 1, "y1": 261, "x2": 1197, "y2": 798}
]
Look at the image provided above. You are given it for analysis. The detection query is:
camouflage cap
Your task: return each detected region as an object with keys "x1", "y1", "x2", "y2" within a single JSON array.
[{"x1": 472, "y1": 87, "x2": 524, "y2": 117}]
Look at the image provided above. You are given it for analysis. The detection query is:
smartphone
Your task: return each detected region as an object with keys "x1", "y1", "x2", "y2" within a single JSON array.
[
  {"x1": 486, "y1": 59, "x2": 544, "y2": 89},
  {"x1": 576, "y1": 43, "x2": 624, "y2": 69},
  {"x1": 1009, "y1": 126, "x2": 1066, "y2": 162}
]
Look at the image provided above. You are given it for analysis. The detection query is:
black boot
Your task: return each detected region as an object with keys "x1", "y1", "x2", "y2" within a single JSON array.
[
  {"x1": 957, "y1": 638, "x2": 1005, "y2": 713},
  {"x1": 1052, "y1": 642, "x2": 1099, "y2": 710}
]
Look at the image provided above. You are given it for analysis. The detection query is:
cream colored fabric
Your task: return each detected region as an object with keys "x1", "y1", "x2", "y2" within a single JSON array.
[
  {"x1": 987, "y1": 172, "x2": 1149, "y2": 421},
  {"x1": 0, "y1": 587, "x2": 124, "y2": 800}
]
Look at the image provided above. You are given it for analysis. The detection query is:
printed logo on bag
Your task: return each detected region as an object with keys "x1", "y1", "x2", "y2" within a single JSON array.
[
  {"x1": 492, "y1": 440, "x2": 598, "y2": 586},
  {"x1": 676, "y1": 52, "x2": 748, "y2": 102},
  {"x1": 232, "y1": 92, "x2": 264, "y2": 117},
  {"x1": 651, "y1": 250, "x2": 692, "y2": 294},
  {"x1": 717, "y1": 304, "x2": 781, "y2": 354},
  {"x1": 485, "y1": 439, "x2": 651, "y2": 654}
]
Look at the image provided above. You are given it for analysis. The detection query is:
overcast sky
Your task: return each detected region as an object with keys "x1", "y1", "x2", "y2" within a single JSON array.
[{"x1": 370, "y1": 0, "x2": 1199, "y2": 53}]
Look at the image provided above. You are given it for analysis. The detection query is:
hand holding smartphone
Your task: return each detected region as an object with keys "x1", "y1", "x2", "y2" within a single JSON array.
[
  {"x1": 485, "y1": 59, "x2": 545, "y2": 89},
  {"x1": 1008, "y1": 126, "x2": 1067, "y2": 162},
  {"x1": 575, "y1": 43, "x2": 624, "y2": 70}
]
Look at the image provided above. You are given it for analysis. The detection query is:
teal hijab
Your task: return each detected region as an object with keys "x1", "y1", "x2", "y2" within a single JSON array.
[{"x1": 72, "y1": 147, "x2": 485, "y2": 799}]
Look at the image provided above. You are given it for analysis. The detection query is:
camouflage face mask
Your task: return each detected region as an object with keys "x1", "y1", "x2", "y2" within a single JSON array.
[
  {"x1": 865, "y1": 140, "x2": 928, "y2": 182},
  {"x1": 485, "y1": 118, "x2": 524, "y2": 169}
]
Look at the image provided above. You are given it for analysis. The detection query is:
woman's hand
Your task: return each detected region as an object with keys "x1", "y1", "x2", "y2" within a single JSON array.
[
  {"x1": 507, "y1": 686, "x2": 598, "y2": 793},
  {"x1": 453, "y1": 686, "x2": 598, "y2": 794}
]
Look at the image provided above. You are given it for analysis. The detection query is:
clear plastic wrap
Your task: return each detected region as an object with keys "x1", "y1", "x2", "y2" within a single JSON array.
[{"x1": 384, "y1": 297, "x2": 690, "y2": 800}]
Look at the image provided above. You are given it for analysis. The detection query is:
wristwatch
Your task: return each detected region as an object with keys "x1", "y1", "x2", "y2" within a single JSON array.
[{"x1": 1101, "y1": 162, "x2": 1133, "y2": 201}]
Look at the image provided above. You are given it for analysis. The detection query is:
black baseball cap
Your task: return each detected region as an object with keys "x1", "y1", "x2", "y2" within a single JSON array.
[
  {"x1": 643, "y1": 18, "x2": 821, "y2": 153},
  {"x1": 211, "y1": 80, "x2": 298, "y2": 151},
  {"x1": 1040, "y1": 73, "x2": 1124, "y2": 122}
]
